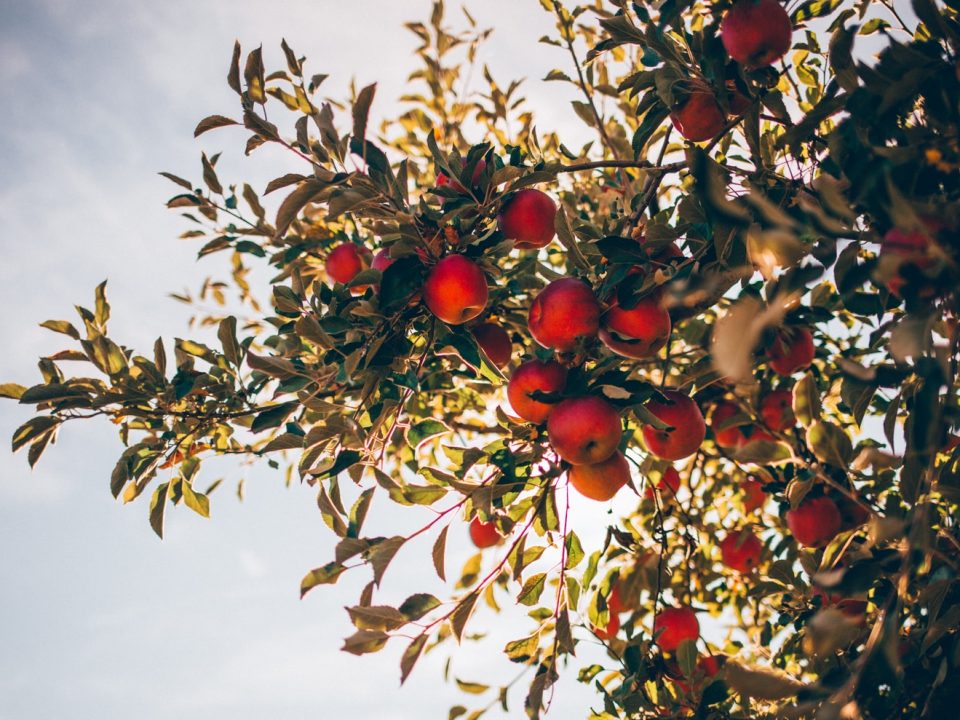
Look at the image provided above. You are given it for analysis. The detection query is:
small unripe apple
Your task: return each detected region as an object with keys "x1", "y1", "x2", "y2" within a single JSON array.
[
  {"x1": 768, "y1": 327, "x2": 815, "y2": 376},
  {"x1": 469, "y1": 516, "x2": 502, "y2": 548},
  {"x1": 719, "y1": 529, "x2": 763, "y2": 573},
  {"x1": 785, "y1": 496, "x2": 842, "y2": 548},
  {"x1": 423, "y1": 255, "x2": 489, "y2": 325},
  {"x1": 437, "y1": 158, "x2": 486, "y2": 193},
  {"x1": 641, "y1": 390, "x2": 706, "y2": 461},
  {"x1": 721, "y1": 0, "x2": 793, "y2": 69},
  {"x1": 471, "y1": 322, "x2": 513, "y2": 369},
  {"x1": 326, "y1": 243, "x2": 370, "y2": 285},
  {"x1": 654, "y1": 606, "x2": 700, "y2": 652},
  {"x1": 644, "y1": 465, "x2": 681, "y2": 501},
  {"x1": 600, "y1": 296, "x2": 672, "y2": 359},
  {"x1": 712, "y1": 401, "x2": 748, "y2": 449},
  {"x1": 548, "y1": 396, "x2": 622, "y2": 465},
  {"x1": 507, "y1": 359, "x2": 568, "y2": 424},
  {"x1": 593, "y1": 611, "x2": 620, "y2": 641},
  {"x1": 498, "y1": 189, "x2": 557, "y2": 249},
  {"x1": 760, "y1": 389, "x2": 795, "y2": 432},
  {"x1": 528, "y1": 278, "x2": 601, "y2": 352},
  {"x1": 670, "y1": 81, "x2": 727, "y2": 142},
  {"x1": 569, "y1": 450, "x2": 631, "y2": 501}
]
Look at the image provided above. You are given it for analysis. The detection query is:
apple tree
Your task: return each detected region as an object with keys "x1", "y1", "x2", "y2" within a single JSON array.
[{"x1": 5, "y1": 0, "x2": 960, "y2": 717}]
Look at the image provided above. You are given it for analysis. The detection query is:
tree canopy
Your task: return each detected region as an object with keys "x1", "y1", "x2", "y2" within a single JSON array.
[{"x1": 6, "y1": 0, "x2": 960, "y2": 718}]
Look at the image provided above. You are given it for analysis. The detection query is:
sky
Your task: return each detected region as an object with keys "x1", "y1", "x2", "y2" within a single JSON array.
[{"x1": 0, "y1": 2, "x2": 613, "y2": 719}]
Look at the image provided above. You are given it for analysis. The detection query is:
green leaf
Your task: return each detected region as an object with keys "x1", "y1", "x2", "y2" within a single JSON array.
[
  {"x1": 0, "y1": 383, "x2": 27, "y2": 400},
  {"x1": 180, "y1": 480, "x2": 210, "y2": 518},
  {"x1": 369, "y1": 535, "x2": 406, "y2": 586},
  {"x1": 405, "y1": 419, "x2": 450, "y2": 450},
  {"x1": 218, "y1": 316, "x2": 242, "y2": 367},
  {"x1": 516, "y1": 573, "x2": 547, "y2": 606},
  {"x1": 432, "y1": 525, "x2": 448, "y2": 581},
  {"x1": 504, "y1": 631, "x2": 541, "y2": 663},
  {"x1": 341, "y1": 629, "x2": 389, "y2": 655},
  {"x1": 250, "y1": 402, "x2": 298, "y2": 433},
  {"x1": 399, "y1": 593, "x2": 441, "y2": 621},
  {"x1": 94, "y1": 281, "x2": 110, "y2": 328},
  {"x1": 194, "y1": 115, "x2": 240, "y2": 137},
  {"x1": 793, "y1": 372, "x2": 821, "y2": 428},
  {"x1": 352, "y1": 83, "x2": 377, "y2": 141},
  {"x1": 12, "y1": 416, "x2": 59, "y2": 453},
  {"x1": 807, "y1": 421, "x2": 854, "y2": 467},
  {"x1": 677, "y1": 638, "x2": 698, "y2": 678},
  {"x1": 300, "y1": 562, "x2": 346, "y2": 597},
  {"x1": 39, "y1": 320, "x2": 80, "y2": 339},
  {"x1": 400, "y1": 635, "x2": 428, "y2": 684},
  {"x1": 18, "y1": 383, "x2": 89, "y2": 405},
  {"x1": 148, "y1": 482, "x2": 170, "y2": 539}
]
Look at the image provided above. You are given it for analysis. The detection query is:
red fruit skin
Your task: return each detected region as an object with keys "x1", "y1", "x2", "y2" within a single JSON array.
[
  {"x1": 594, "y1": 611, "x2": 620, "y2": 641},
  {"x1": 760, "y1": 389, "x2": 796, "y2": 432},
  {"x1": 528, "y1": 278, "x2": 601, "y2": 352},
  {"x1": 835, "y1": 495, "x2": 871, "y2": 531},
  {"x1": 326, "y1": 244, "x2": 370, "y2": 285},
  {"x1": 721, "y1": 0, "x2": 793, "y2": 69},
  {"x1": 371, "y1": 248, "x2": 395, "y2": 273},
  {"x1": 671, "y1": 654, "x2": 722, "y2": 694},
  {"x1": 423, "y1": 255, "x2": 489, "y2": 325},
  {"x1": 768, "y1": 327, "x2": 815, "y2": 376},
  {"x1": 670, "y1": 85, "x2": 727, "y2": 142},
  {"x1": 727, "y1": 88, "x2": 752, "y2": 115},
  {"x1": 719, "y1": 529, "x2": 763, "y2": 573},
  {"x1": 639, "y1": 235, "x2": 684, "y2": 262},
  {"x1": 642, "y1": 390, "x2": 707, "y2": 461},
  {"x1": 741, "y1": 478, "x2": 767, "y2": 513},
  {"x1": 547, "y1": 396, "x2": 622, "y2": 465},
  {"x1": 437, "y1": 159, "x2": 486, "y2": 193},
  {"x1": 608, "y1": 584, "x2": 624, "y2": 615},
  {"x1": 600, "y1": 296, "x2": 672, "y2": 359},
  {"x1": 880, "y1": 227, "x2": 937, "y2": 296},
  {"x1": 507, "y1": 360, "x2": 568, "y2": 424},
  {"x1": 813, "y1": 588, "x2": 868, "y2": 619},
  {"x1": 569, "y1": 451, "x2": 631, "y2": 501},
  {"x1": 654, "y1": 606, "x2": 700, "y2": 652},
  {"x1": 469, "y1": 516, "x2": 502, "y2": 548},
  {"x1": 785, "y1": 496, "x2": 842, "y2": 548},
  {"x1": 644, "y1": 465, "x2": 681, "y2": 501},
  {"x1": 498, "y1": 189, "x2": 557, "y2": 249},
  {"x1": 471, "y1": 323, "x2": 513, "y2": 369},
  {"x1": 712, "y1": 401, "x2": 748, "y2": 449}
]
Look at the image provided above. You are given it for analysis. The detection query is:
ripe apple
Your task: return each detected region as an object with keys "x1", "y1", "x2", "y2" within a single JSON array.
[
  {"x1": 593, "y1": 611, "x2": 620, "y2": 641},
  {"x1": 721, "y1": 0, "x2": 793, "y2": 69},
  {"x1": 638, "y1": 235, "x2": 684, "y2": 262},
  {"x1": 760, "y1": 389, "x2": 795, "y2": 432},
  {"x1": 741, "y1": 477, "x2": 767, "y2": 513},
  {"x1": 507, "y1": 359, "x2": 568, "y2": 424},
  {"x1": 608, "y1": 584, "x2": 624, "y2": 615},
  {"x1": 326, "y1": 243, "x2": 370, "y2": 285},
  {"x1": 471, "y1": 322, "x2": 513, "y2": 369},
  {"x1": 600, "y1": 296, "x2": 672, "y2": 359},
  {"x1": 670, "y1": 81, "x2": 727, "y2": 142},
  {"x1": 835, "y1": 495, "x2": 870, "y2": 531},
  {"x1": 641, "y1": 390, "x2": 706, "y2": 461},
  {"x1": 437, "y1": 158, "x2": 486, "y2": 193},
  {"x1": 712, "y1": 401, "x2": 748, "y2": 449},
  {"x1": 719, "y1": 529, "x2": 763, "y2": 573},
  {"x1": 469, "y1": 516, "x2": 502, "y2": 548},
  {"x1": 644, "y1": 465, "x2": 681, "y2": 501},
  {"x1": 423, "y1": 254, "x2": 489, "y2": 325},
  {"x1": 528, "y1": 277, "x2": 601, "y2": 352},
  {"x1": 768, "y1": 327, "x2": 815, "y2": 376},
  {"x1": 785, "y1": 495, "x2": 842, "y2": 548},
  {"x1": 497, "y1": 188, "x2": 557, "y2": 249},
  {"x1": 880, "y1": 225, "x2": 938, "y2": 297},
  {"x1": 371, "y1": 248, "x2": 395, "y2": 273},
  {"x1": 813, "y1": 587, "x2": 868, "y2": 619},
  {"x1": 569, "y1": 451, "x2": 631, "y2": 501},
  {"x1": 669, "y1": 653, "x2": 722, "y2": 694},
  {"x1": 547, "y1": 396, "x2": 622, "y2": 465},
  {"x1": 654, "y1": 606, "x2": 700, "y2": 652}
]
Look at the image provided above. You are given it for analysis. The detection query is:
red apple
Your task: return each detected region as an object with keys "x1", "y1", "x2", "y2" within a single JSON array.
[
  {"x1": 548, "y1": 396, "x2": 622, "y2": 465},
  {"x1": 641, "y1": 390, "x2": 707, "y2": 461},
  {"x1": 471, "y1": 322, "x2": 512, "y2": 368},
  {"x1": 835, "y1": 495, "x2": 871, "y2": 531},
  {"x1": 498, "y1": 188, "x2": 557, "y2": 249},
  {"x1": 569, "y1": 451, "x2": 631, "y2": 501},
  {"x1": 670, "y1": 81, "x2": 727, "y2": 142},
  {"x1": 437, "y1": 158, "x2": 486, "y2": 193},
  {"x1": 326, "y1": 243, "x2": 370, "y2": 285},
  {"x1": 639, "y1": 235, "x2": 684, "y2": 262},
  {"x1": 644, "y1": 465, "x2": 681, "y2": 501},
  {"x1": 880, "y1": 226, "x2": 938, "y2": 297},
  {"x1": 423, "y1": 254, "x2": 489, "y2": 325},
  {"x1": 813, "y1": 588, "x2": 868, "y2": 619},
  {"x1": 785, "y1": 496, "x2": 842, "y2": 548},
  {"x1": 719, "y1": 529, "x2": 763, "y2": 573},
  {"x1": 593, "y1": 611, "x2": 620, "y2": 641},
  {"x1": 371, "y1": 248, "x2": 395, "y2": 273},
  {"x1": 528, "y1": 278, "x2": 601, "y2": 352},
  {"x1": 608, "y1": 584, "x2": 624, "y2": 614},
  {"x1": 712, "y1": 401, "x2": 748, "y2": 449},
  {"x1": 669, "y1": 654, "x2": 723, "y2": 694},
  {"x1": 721, "y1": 0, "x2": 793, "y2": 69},
  {"x1": 760, "y1": 389, "x2": 795, "y2": 432},
  {"x1": 654, "y1": 606, "x2": 700, "y2": 652},
  {"x1": 768, "y1": 327, "x2": 815, "y2": 376},
  {"x1": 469, "y1": 516, "x2": 502, "y2": 548},
  {"x1": 600, "y1": 296, "x2": 672, "y2": 359},
  {"x1": 741, "y1": 478, "x2": 767, "y2": 513},
  {"x1": 507, "y1": 360, "x2": 568, "y2": 424}
]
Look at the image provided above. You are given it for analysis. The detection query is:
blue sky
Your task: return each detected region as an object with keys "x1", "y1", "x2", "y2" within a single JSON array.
[{"x1": 0, "y1": 2, "x2": 615, "y2": 718}]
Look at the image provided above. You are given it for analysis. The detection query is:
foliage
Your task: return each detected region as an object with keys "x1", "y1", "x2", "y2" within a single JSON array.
[{"x1": 7, "y1": 0, "x2": 960, "y2": 718}]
